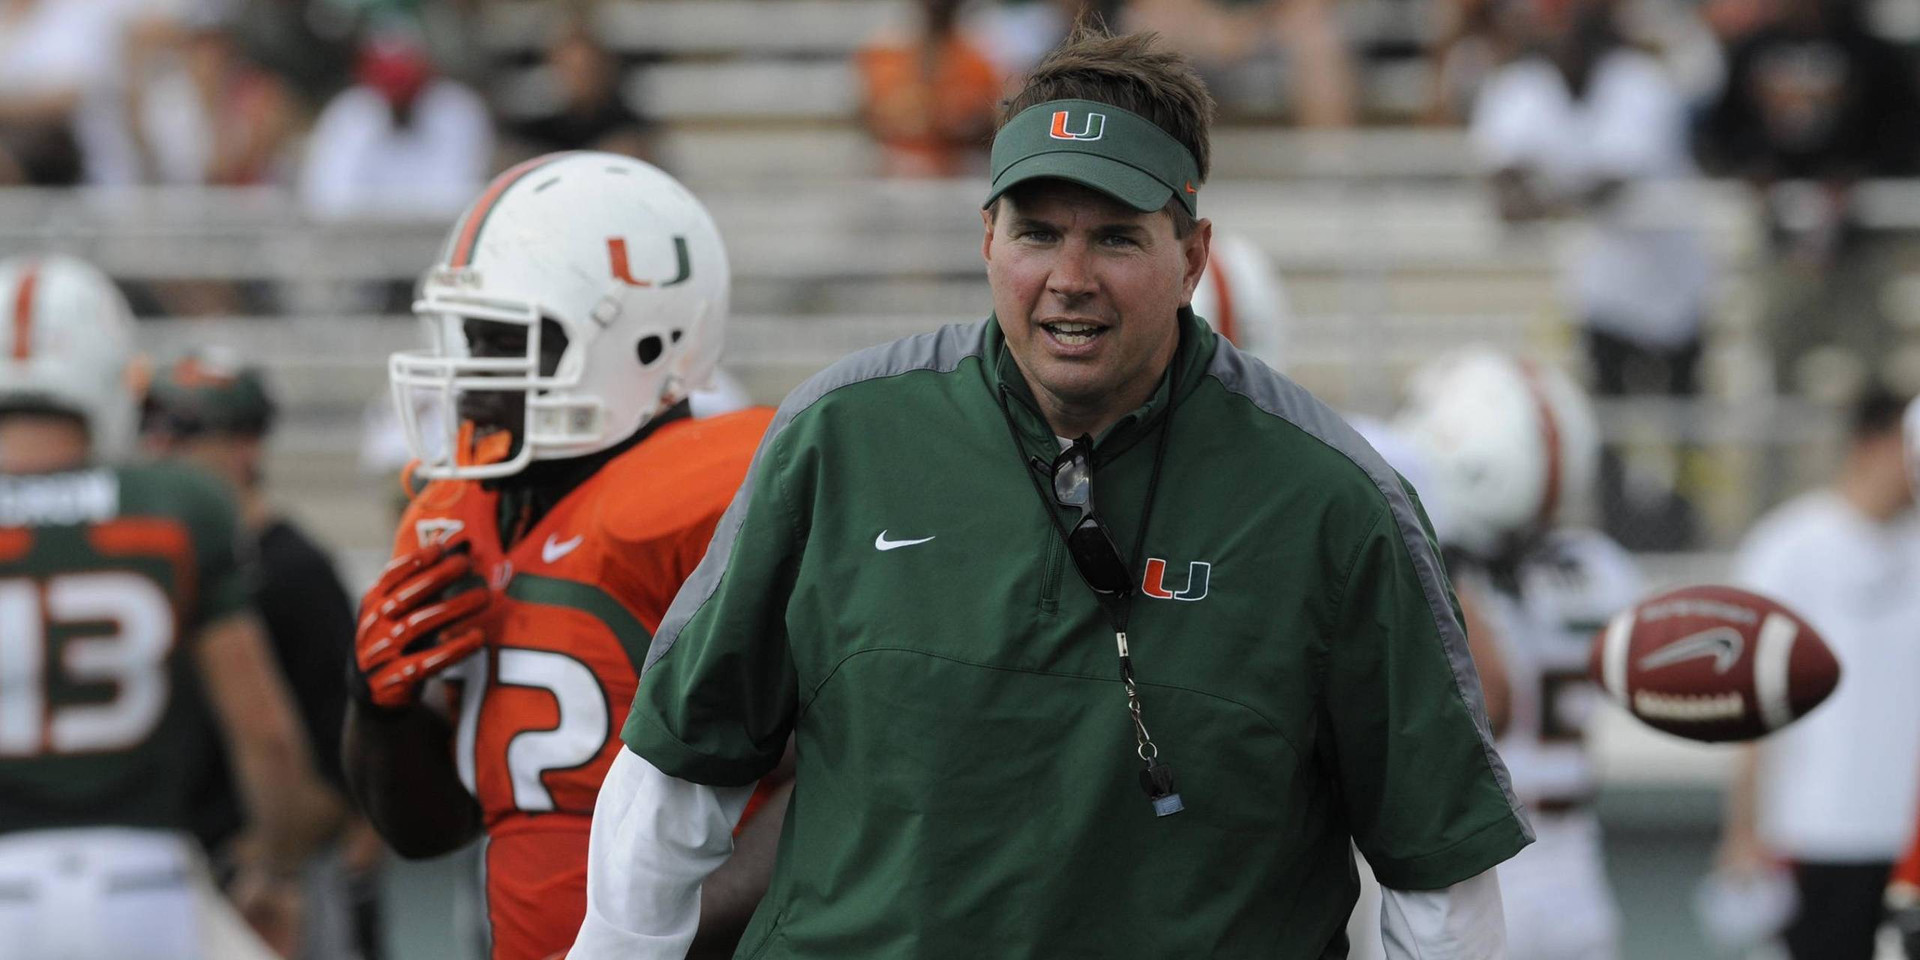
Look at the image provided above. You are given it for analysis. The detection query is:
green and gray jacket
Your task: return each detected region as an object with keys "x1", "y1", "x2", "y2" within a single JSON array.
[{"x1": 627, "y1": 311, "x2": 1531, "y2": 958}]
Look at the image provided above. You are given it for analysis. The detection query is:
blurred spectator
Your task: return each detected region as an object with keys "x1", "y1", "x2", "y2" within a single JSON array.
[
  {"x1": 130, "y1": 9, "x2": 299, "y2": 186},
  {"x1": 1471, "y1": 0, "x2": 1714, "y2": 549},
  {"x1": 1696, "y1": 0, "x2": 1920, "y2": 393},
  {"x1": 1717, "y1": 387, "x2": 1920, "y2": 960},
  {"x1": 1434, "y1": 0, "x2": 1723, "y2": 124},
  {"x1": 299, "y1": 28, "x2": 492, "y2": 220},
  {"x1": 968, "y1": 0, "x2": 1113, "y2": 79},
  {"x1": 227, "y1": 0, "x2": 359, "y2": 108},
  {"x1": 1700, "y1": 0, "x2": 1779, "y2": 46},
  {"x1": 114, "y1": 6, "x2": 297, "y2": 317},
  {"x1": 504, "y1": 18, "x2": 655, "y2": 164},
  {"x1": 1612, "y1": 0, "x2": 1726, "y2": 108},
  {"x1": 0, "y1": 0, "x2": 134, "y2": 185},
  {"x1": 1125, "y1": 0, "x2": 1358, "y2": 126},
  {"x1": 141, "y1": 349, "x2": 386, "y2": 960},
  {"x1": 856, "y1": 0, "x2": 1003, "y2": 177},
  {"x1": 1426, "y1": 0, "x2": 1525, "y2": 123}
]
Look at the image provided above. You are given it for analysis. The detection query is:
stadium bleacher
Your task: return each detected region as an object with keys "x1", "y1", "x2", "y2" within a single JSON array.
[{"x1": 2, "y1": 158, "x2": 1873, "y2": 571}]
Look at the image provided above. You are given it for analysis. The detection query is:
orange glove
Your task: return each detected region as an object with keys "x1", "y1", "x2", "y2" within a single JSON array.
[{"x1": 352, "y1": 539, "x2": 489, "y2": 710}]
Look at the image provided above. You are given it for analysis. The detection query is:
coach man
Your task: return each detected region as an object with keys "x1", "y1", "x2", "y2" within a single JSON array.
[{"x1": 571, "y1": 29, "x2": 1529, "y2": 959}]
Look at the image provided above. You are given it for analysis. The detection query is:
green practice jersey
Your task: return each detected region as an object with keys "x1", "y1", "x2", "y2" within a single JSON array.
[
  {"x1": 0, "y1": 463, "x2": 250, "y2": 834},
  {"x1": 628, "y1": 312, "x2": 1532, "y2": 958}
]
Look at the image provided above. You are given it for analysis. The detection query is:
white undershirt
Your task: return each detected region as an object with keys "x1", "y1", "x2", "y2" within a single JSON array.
[
  {"x1": 1736, "y1": 490, "x2": 1920, "y2": 861},
  {"x1": 567, "y1": 748, "x2": 1507, "y2": 959}
]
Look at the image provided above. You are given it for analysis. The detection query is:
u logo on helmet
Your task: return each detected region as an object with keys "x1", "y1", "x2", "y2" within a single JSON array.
[
  {"x1": 607, "y1": 236, "x2": 692, "y2": 288},
  {"x1": 1048, "y1": 111, "x2": 1106, "y2": 141}
]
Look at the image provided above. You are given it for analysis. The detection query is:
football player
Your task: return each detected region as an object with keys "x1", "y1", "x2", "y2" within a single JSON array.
[
  {"x1": 140, "y1": 351, "x2": 382, "y2": 960},
  {"x1": 341, "y1": 151, "x2": 785, "y2": 960},
  {"x1": 0, "y1": 254, "x2": 335, "y2": 958},
  {"x1": 1392, "y1": 346, "x2": 1642, "y2": 960}
]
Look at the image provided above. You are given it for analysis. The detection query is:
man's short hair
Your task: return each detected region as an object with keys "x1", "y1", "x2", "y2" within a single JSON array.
[
  {"x1": 1850, "y1": 385, "x2": 1910, "y2": 441},
  {"x1": 994, "y1": 28, "x2": 1215, "y2": 236}
]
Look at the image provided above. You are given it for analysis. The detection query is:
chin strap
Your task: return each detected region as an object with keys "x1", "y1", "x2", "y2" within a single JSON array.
[
  {"x1": 395, "y1": 420, "x2": 515, "y2": 506},
  {"x1": 398, "y1": 458, "x2": 423, "y2": 503}
]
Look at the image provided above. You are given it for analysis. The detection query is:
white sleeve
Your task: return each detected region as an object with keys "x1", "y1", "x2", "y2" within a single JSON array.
[
  {"x1": 1732, "y1": 520, "x2": 1807, "y2": 601},
  {"x1": 1379, "y1": 870, "x2": 1508, "y2": 960},
  {"x1": 413, "y1": 81, "x2": 496, "y2": 214},
  {"x1": 298, "y1": 92, "x2": 375, "y2": 220},
  {"x1": 568, "y1": 746, "x2": 757, "y2": 960},
  {"x1": 1469, "y1": 66, "x2": 1552, "y2": 172},
  {"x1": 1589, "y1": 55, "x2": 1685, "y2": 179}
]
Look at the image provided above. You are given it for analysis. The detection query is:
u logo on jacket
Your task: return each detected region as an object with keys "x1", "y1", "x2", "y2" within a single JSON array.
[{"x1": 1142, "y1": 558, "x2": 1210, "y2": 601}]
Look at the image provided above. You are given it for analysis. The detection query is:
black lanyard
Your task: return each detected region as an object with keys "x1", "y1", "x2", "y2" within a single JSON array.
[{"x1": 994, "y1": 369, "x2": 1186, "y2": 817}]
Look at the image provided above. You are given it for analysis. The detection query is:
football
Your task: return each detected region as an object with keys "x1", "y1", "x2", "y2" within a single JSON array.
[{"x1": 1589, "y1": 585, "x2": 1841, "y2": 743}]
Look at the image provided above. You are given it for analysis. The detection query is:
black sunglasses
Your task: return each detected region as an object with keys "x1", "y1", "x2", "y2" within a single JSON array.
[{"x1": 1051, "y1": 437, "x2": 1135, "y2": 598}]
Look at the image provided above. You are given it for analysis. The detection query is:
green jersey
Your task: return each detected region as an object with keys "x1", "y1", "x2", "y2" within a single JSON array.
[
  {"x1": 0, "y1": 463, "x2": 250, "y2": 834},
  {"x1": 628, "y1": 313, "x2": 1531, "y2": 958}
]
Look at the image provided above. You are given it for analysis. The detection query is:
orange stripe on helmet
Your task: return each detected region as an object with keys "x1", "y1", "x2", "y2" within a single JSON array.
[
  {"x1": 1515, "y1": 359, "x2": 1562, "y2": 529},
  {"x1": 447, "y1": 152, "x2": 579, "y2": 268},
  {"x1": 1206, "y1": 255, "x2": 1238, "y2": 347},
  {"x1": 11, "y1": 260, "x2": 40, "y2": 361}
]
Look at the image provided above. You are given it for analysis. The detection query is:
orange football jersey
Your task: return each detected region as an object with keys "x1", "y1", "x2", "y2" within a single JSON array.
[
  {"x1": 390, "y1": 408, "x2": 772, "y2": 960},
  {"x1": 1894, "y1": 828, "x2": 1920, "y2": 895}
]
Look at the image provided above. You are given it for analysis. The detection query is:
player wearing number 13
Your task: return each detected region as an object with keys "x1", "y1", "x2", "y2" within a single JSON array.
[
  {"x1": 341, "y1": 152, "x2": 780, "y2": 960},
  {"x1": 0, "y1": 255, "x2": 335, "y2": 959}
]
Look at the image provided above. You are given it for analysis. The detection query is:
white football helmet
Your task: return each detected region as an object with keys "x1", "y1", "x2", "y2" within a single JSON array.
[
  {"x1": 0, "y1": 255, "x2": 139, "y2": 461},
  {"x1": 392, "y1": 151, "x2": 731, "y2": 480},
  {"x1": 1905, "y1": 395, "x2": 1920, "y2": 494},
  {"x1": 1391, "y1": 347, "x2": 1600, "y2": 559},
  {"x1": 1191, "y1": 233, "x2": 1288, "y2": 371}
]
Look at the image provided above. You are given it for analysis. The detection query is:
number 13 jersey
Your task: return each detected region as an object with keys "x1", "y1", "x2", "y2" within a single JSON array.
[
  {"x1": 0, "y1": 463, "x2": 250, "y2": 836},
  {"x1": 393, "y1": 408, "x2": 771, "y2": 960}
]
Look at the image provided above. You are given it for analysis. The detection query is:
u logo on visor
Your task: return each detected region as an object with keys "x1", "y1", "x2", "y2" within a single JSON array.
[{"x1": 1048, "y1": 111, "x2": 1106, "y2": 141}]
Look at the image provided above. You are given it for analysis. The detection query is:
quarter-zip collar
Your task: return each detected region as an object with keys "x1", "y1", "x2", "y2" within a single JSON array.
[{"x1": 987, "y1": 307, "x2": 1217, "y2": 461}]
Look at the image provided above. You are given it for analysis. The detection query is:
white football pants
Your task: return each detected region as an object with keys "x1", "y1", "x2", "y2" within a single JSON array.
[{"x1": 0, "y1": 827, "x2": 273, "y2": 960}]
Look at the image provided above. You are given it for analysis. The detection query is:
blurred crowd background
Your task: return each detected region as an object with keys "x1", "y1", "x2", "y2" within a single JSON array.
[
  {"x1": 14, "y1": 0, "x2": 1920, "y2": 550},
  {"x1": 8, "y1": 0, "x2": 1920, "y2": 955}
]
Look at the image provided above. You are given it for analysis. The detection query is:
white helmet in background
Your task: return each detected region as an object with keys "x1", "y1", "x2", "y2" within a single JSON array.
[
  {"x1": 1391, "y1": 347, "x2": 1600, "y2": 559},
  {"x1": 1349, "y1": 414, "x2": 1448, "y2": 537},
  {"x1": 392, "y1": 151, "x2": 731, "y2": 480},
  {"x1": 0, "y1": 255, "x2": 139, "y2": 461},
  {"x1": 1904, "y1": 395, "x2": 1920, "y2": 492},
  {"x1": 1191, "y1": 233, "x2": 1288, "y2": 371}
]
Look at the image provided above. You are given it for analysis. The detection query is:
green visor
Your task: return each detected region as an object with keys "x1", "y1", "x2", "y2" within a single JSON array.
[{"x1": 985, "y1": 99, "x2": 1201, "y2": 217}]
